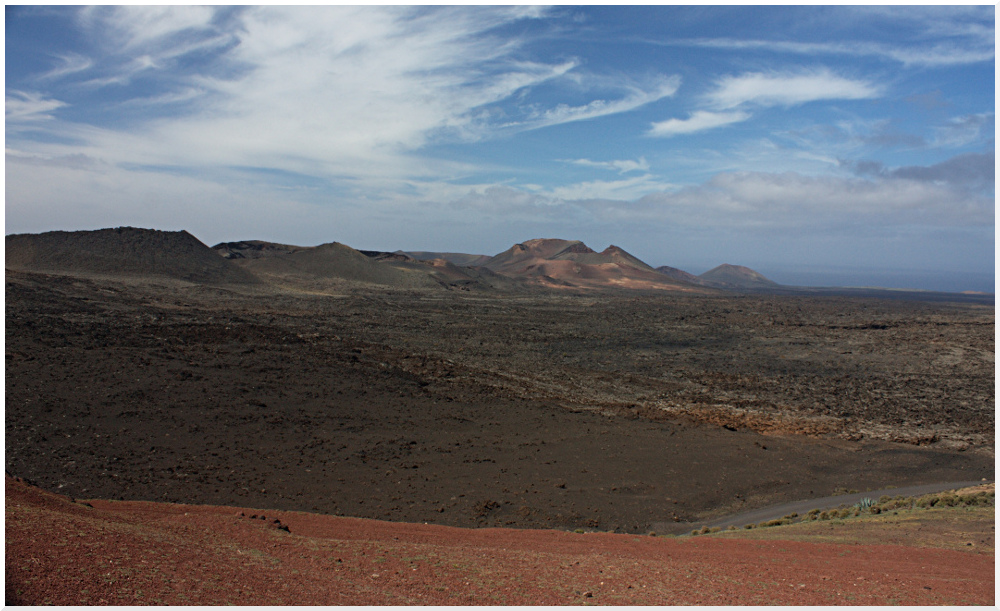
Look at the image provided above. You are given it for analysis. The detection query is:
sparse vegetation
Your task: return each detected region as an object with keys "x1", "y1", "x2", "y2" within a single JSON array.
[{"x1": 719, "y1": 486, "x2": 995, "y2": 535}]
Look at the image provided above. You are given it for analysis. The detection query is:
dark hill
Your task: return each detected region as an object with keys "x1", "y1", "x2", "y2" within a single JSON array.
[
  {"x1": 5, "y1": 227, "x2": 260, "y2": 285},
  {"x1": 656, "y1": 265, "x2": 707, "y2": 286},
  {"x1": 213, "y1": 241, "x2": 303, "y2": 260},
  {"x1": 218, "y1": 241, "x2": 444, "y2": 289},
  {"x1": 698, "y1": 264, "x2": 779, "y2": 289},
  {"x1": 403, "y1": 251, "x2": 492, "y2": 267},
  {"x1": 215, "y1": 240, "x2": 516, "y2": 290}
]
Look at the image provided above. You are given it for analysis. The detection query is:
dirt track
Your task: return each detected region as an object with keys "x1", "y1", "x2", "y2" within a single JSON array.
[{"x1": 5, "y1": 270, "x2": 994, "y2": 534}]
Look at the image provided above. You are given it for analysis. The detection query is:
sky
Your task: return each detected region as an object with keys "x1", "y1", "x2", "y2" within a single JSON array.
[{"x1": 5, "y1": 5, "x2": 995, "y2": 292}]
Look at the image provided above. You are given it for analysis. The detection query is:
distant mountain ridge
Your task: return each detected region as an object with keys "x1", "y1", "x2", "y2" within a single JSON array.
[{"x1": 14, "y1": 227, "x2": 935, "y2": 296}]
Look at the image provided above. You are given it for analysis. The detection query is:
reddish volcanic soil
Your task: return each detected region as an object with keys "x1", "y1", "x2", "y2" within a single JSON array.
[{"x1": 6, "y1": 477, "x2": 993, "y2": 605}]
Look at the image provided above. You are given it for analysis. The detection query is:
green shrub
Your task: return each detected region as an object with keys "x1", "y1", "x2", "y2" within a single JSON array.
[{"x1": 854, "y1": 497, "x2": 876, "y2": 511}]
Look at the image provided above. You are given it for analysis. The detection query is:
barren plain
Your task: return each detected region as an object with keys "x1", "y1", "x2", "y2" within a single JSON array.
[{"x1": 6, "y1": 266, "x2": 993, "y2": 536}]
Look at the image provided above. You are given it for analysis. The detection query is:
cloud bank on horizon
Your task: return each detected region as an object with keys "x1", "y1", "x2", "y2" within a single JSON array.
[{"x1": 5, "y1": 5, "x2": 995, "y2": 291}]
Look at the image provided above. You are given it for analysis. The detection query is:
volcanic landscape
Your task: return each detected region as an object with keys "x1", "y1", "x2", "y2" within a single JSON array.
[{"x1": 6, "y1": 227, "x2": 995, "y2": 603}]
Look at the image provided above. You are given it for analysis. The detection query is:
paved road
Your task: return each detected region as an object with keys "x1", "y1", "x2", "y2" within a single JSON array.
[{"x1": 696, "y1": 480, "x2": 992, "y2": 531}]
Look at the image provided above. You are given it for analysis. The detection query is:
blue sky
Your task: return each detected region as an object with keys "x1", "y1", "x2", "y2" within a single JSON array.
[{"x1": 5, "y1": 5, "x2": 995, "y2": 291}]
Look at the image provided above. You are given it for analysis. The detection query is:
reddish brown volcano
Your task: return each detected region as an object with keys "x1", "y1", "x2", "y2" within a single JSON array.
[{"x1": 482, "y1": 238, "x2": 710, "y2": 292}]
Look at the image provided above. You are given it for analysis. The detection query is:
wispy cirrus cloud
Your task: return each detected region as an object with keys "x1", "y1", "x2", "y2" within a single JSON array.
[
  {"x1": 648, "y1": 69, "x2": 879, "y2": 138},
  {"x1": 13, "y1": 6, "x2": 678, "y2": 187},
  {"x1": 6, "y1": 90, "x2": 66, "y2": 124},
  {"x1": 707, "y1": 69, "x2": 881, "y2": 110},
  {"x1": 36, "y1": 53, "x2": 93, "y2": 81},
  {"x1": 117, "y1": 87, "x2": 207, "y2": 108},
  {"x1": 649, "y1": 110, "x2": 750, "y2": 137},
  {"x1": 649, "y1": 6, "x2": 993, "y2": 69},
  {"x1": 675, "y1": 38, "x2": 994, "y2": 68},
  {"x1": 510, "y1": 76, "x2": 681, "y2": 132},
  {"x1": 547, "y1": 174, "x2": 676, "y2": 202},
  {"x1": 564, "y1": 157, "x2": 650, "y2": 174},
  {"x1": 77, "y1": 5, "x2": 219, "y2": 51}
]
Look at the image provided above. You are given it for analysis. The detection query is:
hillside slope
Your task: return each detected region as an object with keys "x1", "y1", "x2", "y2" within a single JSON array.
[
  {"x1": 656, "y1": 265, "x2": 708, "y2": 286},
  {"x1": 403, "y1": 251, "x2": 492, "y2": 267},
  {"x1": 6, "y1": 476, "x2": 992, "y2": 606},
  {"x1": 216, "y1": 241, "x2": 444, "y2": 289},
  {"x1": 6, "y1": 227, "x2": 259, "y2": 285},
  {"x1": 699, "y1": 264, "x2": 779, "y2": 290}
]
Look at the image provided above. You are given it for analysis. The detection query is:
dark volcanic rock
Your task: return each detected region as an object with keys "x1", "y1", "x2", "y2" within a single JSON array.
[
  {"x1": 6, "y1": 227, "x2": 260, "y2": 285},
  {"x1": 5, "y1": 270, "x2": 993, "y2": 536}
]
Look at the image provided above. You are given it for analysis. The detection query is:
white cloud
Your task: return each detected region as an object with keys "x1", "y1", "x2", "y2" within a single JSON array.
[
  {"x1": 566, "y1": 157, "x2": 650, "y2": 174},
  {"x1": 10, "y1": 6, "x2": 685, "y2": 198},
  {"x1": 440, "y1": 165, "x2": 993, "y2": 232},
  {"x1": 36, "y1": 53, "x2": 94, "y2": 81},
  {"x1": 78, "y1": 5, "x2": 218, "y2": 51},
  {"x1": 931, "y1": 113, "x2": 995, "y2": 148},
  {"x1": 708, "y1": 69, "x2": 881, "y2": 109},
  {"x1": 514, "y1": 76, "x2": 681, "y2": 131},
  {"x1": 5, "y1": 91, "x2": 66, "y2": 123},
  {"x1": 548, "y1": 175, "x2": 677, "y2": 202},
  {"x1": 117, "y1": 87, "x2": 206, "y2": 108},
  {"x1": 649, "y1": 110, "x2": 750, "y2": 137},
  {"x1": 633, "y1": 171, "x2": 994, "y2": 229},
  {"x1": 681, "y1": 38, "x2": 994, "y2": 68}
]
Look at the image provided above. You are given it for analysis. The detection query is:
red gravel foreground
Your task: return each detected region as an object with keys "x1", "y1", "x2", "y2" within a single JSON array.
[{"x1": 6, "y1": 477, "x2": 993, "y2": 605}]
